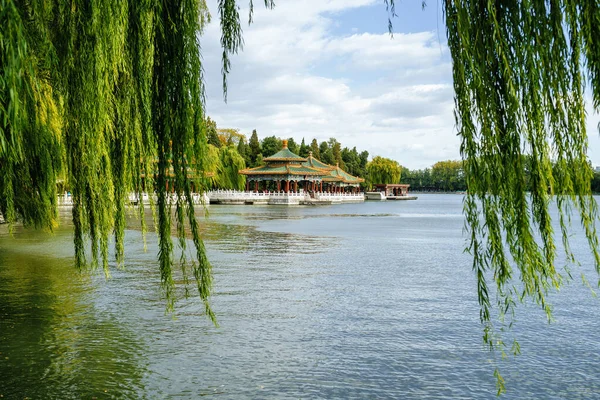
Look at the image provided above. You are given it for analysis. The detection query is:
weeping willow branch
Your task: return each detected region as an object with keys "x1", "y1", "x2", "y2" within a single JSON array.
[
  {"x1": 5, "y1": 3, "x2": 600, "y2": 390},
  {"x1": 0, "y1": 0, "x2": 260, "y2": 320},
  {"x1": 444, "y1": 0, "x2": 600, "y2": 393}
]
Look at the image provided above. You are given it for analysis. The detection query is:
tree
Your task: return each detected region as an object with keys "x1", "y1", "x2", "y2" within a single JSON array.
[
  {"x1": 217, "y1": 128, "x2": 245, "y2": 147},
  {"x1": 1, "y1": 0, "x2": 216, "y2": 319},
  {"x1": 237, "y1": 137, "x2": 247, "y2": 160},
  {"x1": 442, "y1": 2, "x2": 600, "y2": 392},
  {"x1": 206, "y1": 117, "x2": 221, "y2": 148},
  {"x1": 5, "y1": 3, "x2": 600, "y2": 389},
  {"x1": 430, "y1": 160, "x2": 465, "y2": 192},
  {"x1": 203, "y1": 145, "x2": 222, "y2": 189},
  {"x1": 261, "y1": 136, "x2": 282, "y2": 158},
  {"x1": 299, "y1": 138, "x2": 309, "y2": 157},
  {"x1": 287, "y1": 137, "x2": 299, "y2": 155},
  {"x1": 310, "y1": 139, "x2": 320, "y2": 159},
  {"x1": 248, "y1": 129, "x2": 261, "y2": 167},
  {"x1": 366, "y1": 156, "x2": 402, "y2": 188},
  {"x1": 217, "y1": 146, "x2": 246, "y2": 190},
  {"x1": 319, "y1": 141, "x2": 334, "y2": 165},
  {"x1": 329, "y1": 138, "x2": 345, "y2": 169}
]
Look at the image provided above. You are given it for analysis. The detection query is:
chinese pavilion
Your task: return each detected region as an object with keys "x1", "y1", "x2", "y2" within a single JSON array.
[{"x1": 239, "y1": 140, "x2": 364, "y2": 193}]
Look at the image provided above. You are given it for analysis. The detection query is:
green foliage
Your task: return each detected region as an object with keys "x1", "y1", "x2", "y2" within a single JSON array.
[
  {"x1": 341, "y1": 147, "x2": 367, "y2": 179},
  {"x1": 236, "y1": 137, "x2": 247, "y2": 159},
  {"x1": 366, "y1": 156, "x2": 401, "y2": 187},
  {"x1": 248, "y1": 129, "x2": 261, "y2": 167},
  {"x1": 319, "y1": 141, "x2": 334, "y2": 165},
  {"x1": 592, "y1": 171, "x2": 600, "y2": 193},
  {"x1": 0, "y1": 0, "x2": 62, "y2": 232},
  {"x1": 261, "y1": 135, "x2": 282, "y2": 158},
  {"x1": 287, "y1": 137, "x2": 299, "y2": 154},
  {"x1": 206, "y1": 117, "x2": 221, "y2": 148},
  {"x1": 217, "y1": 145, "x2": 246, "y2": 190},
  {"x1": 329, "y1": 138, "x2": 345, "y2": 169},
  {"x1": 203, "y1": 145, "x2": 222, "y2": 188},
  {"x1": 444, "y1": 0, "x2": 600, "y2": 374},
  {"x1": 0, "y1": 0, "x2": 232, "y2": 320},
  {"x1": 430, "y1": 160, "x2": 465, "y2": 192},
  {"x1": 299, "y1": 138, "x2": 309, "y2": 157},
  {"x1": 310, "y1": 138, "x2": 320, "y2": 159}
]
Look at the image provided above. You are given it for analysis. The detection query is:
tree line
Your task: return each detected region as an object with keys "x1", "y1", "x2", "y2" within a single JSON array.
[
  {"x1": 206, "y1": 117, "x2": 474, "y2": 193},
  {"x1": 404, "y1": 159, "x2": 600, "y2": 194}
]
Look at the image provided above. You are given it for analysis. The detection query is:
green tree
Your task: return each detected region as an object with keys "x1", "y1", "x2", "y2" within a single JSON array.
[
  {"x1": 310, "y1": 139, "x2": 320, "y2": 159},
  {"x1": 287, "y1": 137, "x2": 299, "y2": 154},
  {"x1": 5, "y1": 3, "x2": 600, "y2": 389},
  {"x1": 443, "y1": 4, "x2": 600, "y2": 387},
  {"x1": 261, "y1": 136, "x2": 282, "y2": 158},
  {"x1": 319, "y1": 141, "x2": 334, "y2": 165},
  {"x1": 203, "y1": 145, "x2": 222, "y2": 189},
  {"x1": 299, "y1": 138, "x2": 309, "y2": 157},
  {"x1": 206, "y1": 117, "x2": 221, "y2": 148},
  {"x1": 592, "y1": 171, "x2": 600, "y2": 194},
  {"x1": 366, "y1": 156, "x2": 402, "y2": 188},
  {"x1": 341, "y1": 147, "x2": 359, "y2": 176},
  {"x1": 248, "y1": 129, "x2": 261, "y2": 167},
  {"x1": 430, "y1": 160, "x2": 465, "y2": 192},
  {"x1": 0, "y1": 0, "x2": 219, "y2": 318},
  {"x1": 329, "y1": 138, "x2": 345, "y2": 169},
  {"x1": 217, "y1": 145, "x2": 246, "y2": 190},
  {"x1": 358, "y1": 151, "x2": 369, "y2": 172},
  {"x1": 237, "y1": 137, "x2": 247, "y2": 160}
]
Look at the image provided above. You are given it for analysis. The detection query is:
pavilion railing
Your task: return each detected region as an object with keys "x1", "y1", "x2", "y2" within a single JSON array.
[
  {"x1": 57, "y1": 192, "x2": 209, "y2": 206},
  {"x1": 206, "y1": 190, "x2": 365, "y2": 202}
]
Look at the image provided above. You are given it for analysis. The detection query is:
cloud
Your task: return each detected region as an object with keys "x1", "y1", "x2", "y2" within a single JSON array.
[{"x1": 202, "y1": 1, "x2": 458, "y2": 169}]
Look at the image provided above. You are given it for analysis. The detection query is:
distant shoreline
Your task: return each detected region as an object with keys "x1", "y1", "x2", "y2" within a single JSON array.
[{"x1": 409, "y1": 191, "x2": 466, "y2": 195}]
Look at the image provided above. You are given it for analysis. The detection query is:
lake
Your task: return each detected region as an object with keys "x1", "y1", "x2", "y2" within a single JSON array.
[{"x1": 1, "y1": 194, "x2": 599, "y2": 399}]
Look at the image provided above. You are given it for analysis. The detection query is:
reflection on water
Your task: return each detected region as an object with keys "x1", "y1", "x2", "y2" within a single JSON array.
[
  {"x1": 0, "y1": 228, "x2": 147, "y2": 399},
  {"x1": 1, "y1": 194, "x2": 600, "y2": 399}
]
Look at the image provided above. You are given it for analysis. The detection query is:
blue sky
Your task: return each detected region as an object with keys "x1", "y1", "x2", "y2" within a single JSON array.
[{"x1": 201, "y1": 0, "x2": 600, "y2": 169}]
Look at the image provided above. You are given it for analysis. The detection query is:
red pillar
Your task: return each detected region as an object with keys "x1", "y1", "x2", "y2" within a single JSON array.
[
  {"x1": 254, "y1": 181, "x2": 258, "y2": 193},
  {"x1": 277, "y1": 181, "x2": 281, "y2": 191},
  {"x1": 285, "y1": 180, "x2": 290, "y2": 193},
  {"x1": 245, "y1": 181, "x2": 249, "y2": 191}
]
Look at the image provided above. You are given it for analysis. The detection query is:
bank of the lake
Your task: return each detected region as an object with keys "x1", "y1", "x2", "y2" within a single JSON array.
[{"x1": 1, "y1": 194, "x2": 599, "y2": 399}]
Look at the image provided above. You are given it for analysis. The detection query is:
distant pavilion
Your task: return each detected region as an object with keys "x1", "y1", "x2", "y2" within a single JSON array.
[{"x1": 239, "y1": 140, "x2": 364, "y2": 194}]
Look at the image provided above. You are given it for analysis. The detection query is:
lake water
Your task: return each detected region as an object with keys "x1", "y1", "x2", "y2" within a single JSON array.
[{"x1": 1, "y1": 194, "x2": 600, "y2": 399}]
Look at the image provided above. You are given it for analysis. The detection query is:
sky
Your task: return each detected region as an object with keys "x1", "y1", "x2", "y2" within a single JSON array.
[{"x1": 201, "y1": 0, "x2": 600, "y2": 170}]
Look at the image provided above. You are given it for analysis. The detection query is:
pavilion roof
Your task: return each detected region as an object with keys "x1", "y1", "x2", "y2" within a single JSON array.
[
  {"x1": 321, "y1": 165, "x2": 365, "y2": 184},
  {"x1": 303, "y1": 154, "x2": 334, "y2": 171},
  {"x1": 239, "y1": 163, "x2": 323, "y2": 176},
  {"x1": 263, "y1": 147, "x2": 307, "y2": 162},
  {"x1": 239, "y1": 140, "x2": 364, "y2": 183}
]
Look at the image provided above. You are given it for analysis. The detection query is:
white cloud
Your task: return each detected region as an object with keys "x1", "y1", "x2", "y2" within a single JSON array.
[{"x1": 202, "y1": 1, "x2": 459, "y2": 169}]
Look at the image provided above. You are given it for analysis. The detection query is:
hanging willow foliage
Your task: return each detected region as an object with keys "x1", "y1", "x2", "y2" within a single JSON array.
[
  {"x1": 441, "y1": 0, "x2": 600, "y2": 392},
  {"x1": 1, "y1": 0, "x2": 272, "y2": 319},
  {"x1": 366, "y1": 156, "x2": 402, "y2": 187},
  {"x1": 4, "y1": 0, "x2": 600, "y2": 381}
]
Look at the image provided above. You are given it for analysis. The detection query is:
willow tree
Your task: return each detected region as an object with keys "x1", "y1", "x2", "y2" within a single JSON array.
[
  {"x1": 217, "y1": 145, "x2": 246, "y2": 190},
  {"x1": 441, "y1": 1, "x2": 600, "y2": 393},
  {"x1": 1, "y1": 0, "x2": 217, "y2": 318},
  {"x1": 366, "y1": 156, "x2": 402, "y2": 187},
  {"x1": 4, "y1": 1, "x2": 600, "y2": 387}
]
